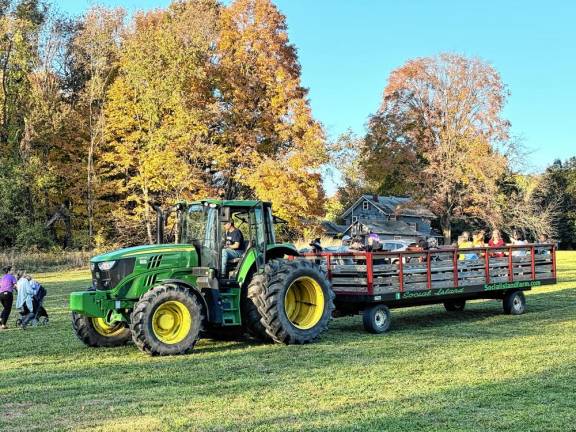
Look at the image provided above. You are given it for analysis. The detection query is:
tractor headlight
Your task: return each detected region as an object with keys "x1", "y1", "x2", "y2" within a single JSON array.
[{"x1": 97, "y1": 261, "x2": 117, "y2": 271}]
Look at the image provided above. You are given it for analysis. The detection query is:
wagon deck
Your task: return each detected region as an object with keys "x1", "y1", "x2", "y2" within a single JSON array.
[{"x1": 302, "y1": 243, "x2": 556, "y2": 332}]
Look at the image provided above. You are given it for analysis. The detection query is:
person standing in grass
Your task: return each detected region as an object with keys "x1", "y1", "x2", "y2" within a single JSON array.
[
  {"x1": 0, "y1": 266, "x2": 17, "y2": 329},
  {"x1": 16, "y1": 273, "x2": 36, "y2": 326}
]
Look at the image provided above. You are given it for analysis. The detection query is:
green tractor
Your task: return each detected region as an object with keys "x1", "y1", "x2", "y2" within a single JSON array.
[{"x1": 69, "y1": 200, "x2": 334, "y2": 355}]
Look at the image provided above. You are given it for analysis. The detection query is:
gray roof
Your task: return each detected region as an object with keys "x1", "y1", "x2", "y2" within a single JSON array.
[
  {"x1": 341, "y1": 195, "x2": 436, "y2": 219},
  {"x1": 320, "y1": 221, "x2": 348, "y2": 235}
]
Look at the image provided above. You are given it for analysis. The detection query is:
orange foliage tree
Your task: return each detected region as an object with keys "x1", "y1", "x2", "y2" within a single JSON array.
[
  {"x1": 216, "y1": 0, "x2": 327, "y2": 228},
  {"x1": 363, "y1": 53, "x2": 511, "y2": 243}
]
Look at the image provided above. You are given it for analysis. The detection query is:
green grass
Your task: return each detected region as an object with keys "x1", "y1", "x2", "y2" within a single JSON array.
[{"x1": 1, "y1": 252, "x2": 575, "y2": 432}]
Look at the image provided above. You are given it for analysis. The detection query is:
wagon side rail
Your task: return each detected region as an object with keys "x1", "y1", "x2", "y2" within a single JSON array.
[{"x1": 301, "y1": 243, "x2": 557, "y2": 296}]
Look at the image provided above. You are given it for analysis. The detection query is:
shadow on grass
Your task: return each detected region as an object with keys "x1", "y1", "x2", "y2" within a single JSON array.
[{"x1": 206, "y1": 365, "x2": 576, "y2": 432}]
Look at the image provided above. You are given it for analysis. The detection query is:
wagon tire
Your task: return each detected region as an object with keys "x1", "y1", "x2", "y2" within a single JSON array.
[
  {"x1": 362, "y1": 304, "x2": 391, "y2": 334},
  {"x1": 503, "y1": 290, "x2": 526, "y2": 315},
  {"x1": 444, "y1": 299, "x2": 466, "y2": 312},
  {"x1": 247, "y1": 259, "x2": 334, "y2": 344}
]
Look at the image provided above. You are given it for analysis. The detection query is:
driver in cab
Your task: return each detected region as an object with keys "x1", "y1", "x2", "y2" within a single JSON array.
[{"x1": 221, "y1": 220, "x2": 245, "y2": 276}]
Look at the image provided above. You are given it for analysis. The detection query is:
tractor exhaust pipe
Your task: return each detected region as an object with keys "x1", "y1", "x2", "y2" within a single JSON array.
[
  {"x1": 149, "y1": 202, "x2": 185, "y2": 244},
  {"x1": 149, "y1": 203, "x2": 164, "y2": 244}
]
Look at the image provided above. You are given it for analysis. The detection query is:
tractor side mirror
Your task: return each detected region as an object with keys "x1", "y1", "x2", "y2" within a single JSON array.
[{"x1": 219, "y1": 206, "x2": 231, "y2": 222}]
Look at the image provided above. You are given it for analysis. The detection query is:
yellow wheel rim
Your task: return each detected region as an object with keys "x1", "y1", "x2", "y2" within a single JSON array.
[
  {"x1": 284, "y1": 276, "x2": 325, "y2": 330},
  {"x1": 152, "y1": 301, "x2": 192, "y2": 344},
  {"x1": 92, "y1": 318, "x2": 125, "y2": 337}
]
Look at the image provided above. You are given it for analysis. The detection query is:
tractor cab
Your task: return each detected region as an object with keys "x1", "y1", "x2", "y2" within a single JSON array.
[{"x1": 179, "y1": 200, "x2": 276, "y2": 280}]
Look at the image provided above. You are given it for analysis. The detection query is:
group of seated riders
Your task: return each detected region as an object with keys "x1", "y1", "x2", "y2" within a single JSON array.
[{"x1": 307, "y1": 228, "x2": 552, "y2": 259}]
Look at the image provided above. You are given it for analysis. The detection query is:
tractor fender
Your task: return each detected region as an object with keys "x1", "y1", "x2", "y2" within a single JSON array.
[
  {"x1": 266, "y1": 244, "x2": 300, "y2": 260},
  {"x1": 237, "y1": 244, "x2": 299, "y2": 288},
  {"x1": 160, "y1": 279, "x2": 214, "y2": 324}
]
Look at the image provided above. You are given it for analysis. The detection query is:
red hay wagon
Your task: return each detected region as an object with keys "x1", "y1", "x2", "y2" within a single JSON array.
[{"x1": 302, "y1": 243, "x2": 557, "y2": 333}]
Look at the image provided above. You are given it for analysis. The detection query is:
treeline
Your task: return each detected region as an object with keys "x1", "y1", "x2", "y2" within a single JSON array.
[
  {"x1": 330, "y1": 54, "x2": 576, "y2": 248},
  {"x1": 1, "y1": 1, "x2": 574, "y2": 251},
  {"x1": 0, "y1": 0, "x2": 326, "y2": 250}
]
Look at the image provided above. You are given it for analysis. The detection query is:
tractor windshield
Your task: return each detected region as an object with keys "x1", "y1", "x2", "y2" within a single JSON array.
[{"x1": 181, "y1": 204, "x2": 210, "y2": 244}]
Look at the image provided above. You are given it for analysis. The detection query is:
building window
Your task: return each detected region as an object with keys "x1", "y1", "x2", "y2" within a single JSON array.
[
  {"x1": 352, "y1": 216, "x2": 358, "y2": 223},
  {"x1": 362, "y1": 200, "x2": 369, "y2": 210},
  {"x1": 408, "y1": 222, "x2": 417, "y2": 231}
]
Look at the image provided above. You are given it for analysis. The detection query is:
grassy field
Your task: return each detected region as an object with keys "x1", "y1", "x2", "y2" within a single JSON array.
[{"x1": 1, "y1": 252, "x2": 575, "y2": 432}]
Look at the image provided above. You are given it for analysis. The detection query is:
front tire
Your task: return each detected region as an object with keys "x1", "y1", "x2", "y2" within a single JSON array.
[
  {"x1": 71, "y1": 312, "x2": 131, "y2": 347},
  {"x1": 130, "y1": 284, "x2": 204, "y2": 355},
  {"x1": 503, "y1": 290, "x2": 526, "y2": 315},
  {"x1": 248, "y1": 259, "x2": 334, "y2": 344}
]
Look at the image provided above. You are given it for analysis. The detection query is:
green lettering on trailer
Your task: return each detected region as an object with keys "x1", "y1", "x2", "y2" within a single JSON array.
[{"x1": 484, "y1": 280, "x2": 542, "y2": 291}]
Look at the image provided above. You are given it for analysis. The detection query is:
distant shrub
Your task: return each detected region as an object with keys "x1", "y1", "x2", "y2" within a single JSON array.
[
  {"x1": 15, "y1": 223, "x2": 55, "y2": 250},
  {"x1": 0, "y1": 250, "x2": 91, "y2": 272}
]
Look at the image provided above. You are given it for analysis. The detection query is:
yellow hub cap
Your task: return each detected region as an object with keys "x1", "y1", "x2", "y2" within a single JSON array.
[
  {"x1": 152, "y1": 301, "x2": 192, "y2": 344},
  {"x1": 284, "y1": 277, "x2": 325, "y2": 330},
  {"x1": 92, "y1": 318, "x2": 125, "y2": 337}
]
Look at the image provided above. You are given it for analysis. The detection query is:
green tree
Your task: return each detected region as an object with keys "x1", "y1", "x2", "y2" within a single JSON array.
[{"x1": 533, "y1": 159, "x2": 576, "y2": 248}]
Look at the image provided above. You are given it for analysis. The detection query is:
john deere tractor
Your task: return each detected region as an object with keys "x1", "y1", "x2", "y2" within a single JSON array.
[{"x1": 69, "y1": 200, "x2": 334, "y2": 355}]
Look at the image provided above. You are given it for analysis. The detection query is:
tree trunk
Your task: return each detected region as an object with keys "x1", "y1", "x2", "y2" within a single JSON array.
[
  {"x1": 441, "y1": 214, "x2": 452, "y2": 245},
  {"x1": 87, "y1": 133, "x2": 95, "y2": 249}
]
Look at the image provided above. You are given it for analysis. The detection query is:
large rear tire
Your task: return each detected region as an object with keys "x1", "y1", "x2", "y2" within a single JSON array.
[
  {"x1": 72, "y1": 312, "x2": 131, "y2": 348},
  {"x1": 247, "y1": 259, "x2": 334, "y2": 344},
  {"x1": 244, "y1": 274, "x2": 273, "y2": 342},
  {"x1": 130, "y1": 284, "x2": 204, "y2": 356}
]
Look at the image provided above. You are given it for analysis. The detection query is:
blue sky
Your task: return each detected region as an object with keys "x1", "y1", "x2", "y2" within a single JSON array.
[{"x1": 58, "y1": 0, "x2": 576, "y2": 192}]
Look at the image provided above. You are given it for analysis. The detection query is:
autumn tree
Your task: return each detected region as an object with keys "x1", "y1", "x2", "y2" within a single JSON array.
[
  {"x1": 102, "y1": 0, "x2": 220, "y2": 244},
  {"x1": 363, "y1": 53, "x2": 511, "y2": 243},
  {"x1": 69, "y1": 6, "x2": 125, "y2": 248},
  {"x1": 216, "y1": 0, "x2": 327, "y2": 228}
]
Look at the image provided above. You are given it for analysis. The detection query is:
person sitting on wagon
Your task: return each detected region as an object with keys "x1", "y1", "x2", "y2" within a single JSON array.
[
  {"x1": 536, "y1": 233, "x2": 552, "y2": 255},
  {"x1": 349, "y1": 235, "x2": 365, "y2": 251},
  {"x1": 458, "y1": 232, "x2": 475, "y2": 260},
  {"x1": 366, "y1": 231, "x2": 381, "y2": 252},
  {"x1": 510, "y1": 230, "x2": 528, "y2": 257},
  {"x1": 472, "y1": 230, "x2": 485, "y2": 247},
  {"x1": 488, "y1": 229, "x2": 505, "y2": 257}
]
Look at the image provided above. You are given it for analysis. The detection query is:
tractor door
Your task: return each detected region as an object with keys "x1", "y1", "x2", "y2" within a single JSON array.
[
  {"x1": 180, "y1": 203, "x2": 219, "y2": 269},
  {"x1": 250, "y1": 205, "x2": 267, "y2": 271}
]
